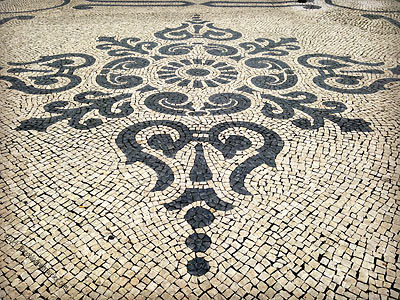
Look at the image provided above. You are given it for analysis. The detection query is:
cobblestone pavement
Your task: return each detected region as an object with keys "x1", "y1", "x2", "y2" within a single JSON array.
[{"x1": 0, "y1": 0, "x2": 399, "y2": 299}]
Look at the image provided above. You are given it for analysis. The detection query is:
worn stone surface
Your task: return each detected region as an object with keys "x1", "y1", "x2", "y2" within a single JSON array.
[{"x1": 0, "y1": 0, "x2": 399, "y2": 299}]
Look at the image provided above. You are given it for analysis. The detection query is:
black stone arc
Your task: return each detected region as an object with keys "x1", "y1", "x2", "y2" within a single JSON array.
[
  {"x1": 200, "y1": 0, "x2": 400, "y2": 12},
  {"x1": 0, "y1": 15, "x2": 34, "y2": 26},
  {"x1": 116, "y1": 120, "x2": 191, "y2": 192},
  {"x1": 8, "y1": 0, "x2": 397, "y2": 13}
]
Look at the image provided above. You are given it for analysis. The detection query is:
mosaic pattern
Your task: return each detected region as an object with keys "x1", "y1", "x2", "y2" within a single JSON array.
[
  {"x1": 0, "y1": 15, "x2": 34, "y2": 26},
  {"x1": 362, "y1": 14, "x2": 400, "y2": 28},
  {"x1": 157, "y1": 58, "x2": 239, "y2": 89},
  {"x1": 73, "y1": 0, "x2": 195, "y2": 10},
  {"x1": 72, "y1": 0, "x2": 322, "y2": 9},
  {"x1": 324, "y1": 0, "x2": 400, "y2": 12},
  {"x1": 1, "y1": 1, "x2": 400, "y2": 299},
  {"x1": 2, "y1": 13, "x2": 397, "y2": 278},
  {"x1": 0, "y1": 0, "x2": 70, "y2": 13},
  {"x1": 202, "y1": 1, "x2": 321, "y2": 9}
]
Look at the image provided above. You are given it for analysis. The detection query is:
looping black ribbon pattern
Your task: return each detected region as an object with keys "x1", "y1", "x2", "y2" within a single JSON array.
[{"x1": 3, "y1": 14, "x2": 396, "y2": 277}]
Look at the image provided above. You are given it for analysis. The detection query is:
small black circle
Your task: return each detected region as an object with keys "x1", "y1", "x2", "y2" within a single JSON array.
[
  {"x1": 186, "y1": 68, "x2": 210, "y2": 77},
  {"x1": 187, "y1": 257, "x2": 210, "y2": 276},
  {"x1": 184, "y1": 207, "x2": 215, "y2": 229},
  {"x1": 185, "y1": 233, "x2": 211, "y2": 252}
]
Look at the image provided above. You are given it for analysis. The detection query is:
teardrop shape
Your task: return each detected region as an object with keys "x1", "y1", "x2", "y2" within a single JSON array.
[{"x1": 190, "y1": 143, "x2": 213, "y2": 182}]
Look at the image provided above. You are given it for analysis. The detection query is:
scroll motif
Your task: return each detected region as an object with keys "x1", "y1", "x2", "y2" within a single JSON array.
[
  {"x1": 97, "y1": 37, "x2": 158, "y2": 56},
  {"x1": 261, "y1": 91, "x2": 373, "y2": 132},
  {"x1": 96, "y1": 57, "x2": 149, "y2": 89},
  {"x1": 0, "y1": 54, "x2": 95, "y2": 94},
  {"x1": 246, "y1": 57, "x2": 298, "y2": 90},
  {"x1": 17, "y1": 91, "x2": 133, "y2": 131},
  {"x1": 144, "y1": 92, "x2": 251, "y2": 116},
  {"x1": 298, "y1": 54, "x2": 400, "y2": 94},
  {"x1": 116, "y1": 120, "x2": 283, "y2": 195},
  {"x1": 154, "y1": 14, "x2": 242, "y2": 41},
  {"x1": 240, "y1": 38, "x2": 300, "y2": 56}
]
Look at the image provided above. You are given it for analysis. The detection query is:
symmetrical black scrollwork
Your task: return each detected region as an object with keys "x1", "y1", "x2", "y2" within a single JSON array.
[
  {"x1": 8, "y1": 14, "x2": 385, "y2": 278},
  {"x1": 117, "y1": 120, "x2": 283, "y2": 195},
  {"x1": 0, "y1": 54, "x2": 95, "y2": 94},
  {"x1": 261, "y1": 91, "x2": 373, "y2": 132},
  {"x1": 118, "y1": 119, "x2": 276, "y2": 272},
  {"x1": 298, "y1": 54, "x2": 400, "y2": 94},
  {"x1": 17, "y1": 91, "x2": 133, "y2": 131},
  {"x1": 154, "y1": 14, "x2": 242, "y2": 41},
  {"x1": 144, "y1": 92, "x2": 251, "y2": 116},
  {"x1": 96, "y1": 57, "x2": 149, "y2": 89}
]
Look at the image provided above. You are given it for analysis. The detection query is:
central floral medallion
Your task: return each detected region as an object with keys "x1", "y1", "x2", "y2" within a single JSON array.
[
  {"x1": 1, "y1": 13, "x2": 397, "y2": 277},
  {"x1": 158, "y1": 58, "x2": 238, "y2": 88}
]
